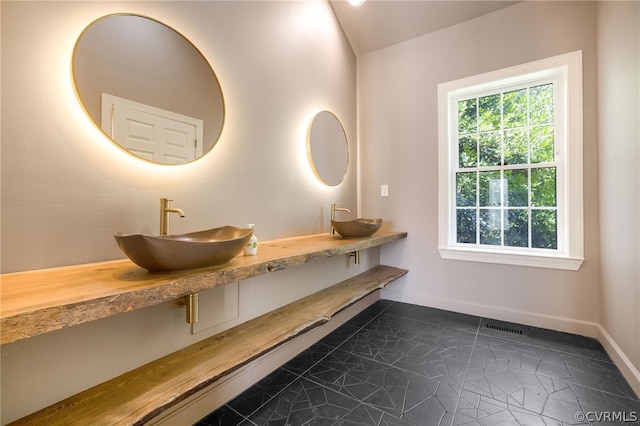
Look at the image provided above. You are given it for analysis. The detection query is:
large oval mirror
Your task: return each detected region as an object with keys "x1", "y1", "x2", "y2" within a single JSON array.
[
  {"x1": 72, "y1": 14, "x2": 225, "y2": 165},
  {"x1": 307, "y1": 111, "x2": 349, "y2": 186}
]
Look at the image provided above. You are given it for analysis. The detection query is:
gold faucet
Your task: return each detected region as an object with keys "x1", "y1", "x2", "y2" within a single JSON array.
[
  {"x1": 160, "y1": 198, "x2": 185, "y2": 236},
  {"x1": 331, "y1": 203, "x2": 351, "y2": 234}
]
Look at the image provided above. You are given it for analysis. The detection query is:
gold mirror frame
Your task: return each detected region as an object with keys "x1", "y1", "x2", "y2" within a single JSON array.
[
  {"x1": 307, "y1": 111, "x2": 349, "y2": 186},
  {"x1": 72, "y1": 14, "x2": 225, "y2": 165}
]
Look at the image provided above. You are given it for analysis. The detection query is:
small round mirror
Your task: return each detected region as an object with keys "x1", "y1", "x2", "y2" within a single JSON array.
[
  {"x1": 307, "y1": 111, "x2": 349, "y2": 186},
  {"x1": 72, "y1": 14, "x2": 225, "y2": 164}
]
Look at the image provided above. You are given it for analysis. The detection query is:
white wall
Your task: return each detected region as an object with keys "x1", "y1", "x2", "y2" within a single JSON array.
[
  {"x1": 359, "y1": 2, "x2": 602, "y2": 334},
  {"x1": 597, "y1": 0, "x2": 640, "y2": 386},
  {"x1": 1, "y1": 1, "x2": 360, "y2": 423}
]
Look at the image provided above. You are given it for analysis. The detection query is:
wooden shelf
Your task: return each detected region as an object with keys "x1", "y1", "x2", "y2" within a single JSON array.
[
  {"x1": 1, "y1": 231, "x2": 406, "y2": 345},
  {"x1": 9, "y1": 265, "x2": 408, "y2": 426}
]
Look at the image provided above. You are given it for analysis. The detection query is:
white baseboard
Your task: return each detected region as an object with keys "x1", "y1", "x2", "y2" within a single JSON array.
[
  {"x1": 148, "y1": 292, "x2": 380, "y2": 426},
  {"x1": 597, "y1": 325, "x2": 640, "y2": 398},
  {"x1": 381, "y1": 289, "x2": 600, "y2": 337},
  {"x1": 381, "y1": 288, "x2": 640, "y2": 399}
]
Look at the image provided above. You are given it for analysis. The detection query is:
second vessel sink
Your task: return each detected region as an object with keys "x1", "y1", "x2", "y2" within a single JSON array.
[
  {"x1": 332, "y1": 218, "x2": 383, "y2": 238},
  {"x1": 114, "y1": 226, "x2": 253, "y2": 272}
]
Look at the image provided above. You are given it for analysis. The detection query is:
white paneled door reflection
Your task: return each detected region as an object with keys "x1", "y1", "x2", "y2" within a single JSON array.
[{"x1": 101, "y1": 93, "x2": 203, "y2": 164}]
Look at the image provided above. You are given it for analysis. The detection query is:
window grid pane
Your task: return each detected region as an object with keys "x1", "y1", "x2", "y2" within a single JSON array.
[{"x1": 455, "y1": 83, "x2": 557, "y2": 250}]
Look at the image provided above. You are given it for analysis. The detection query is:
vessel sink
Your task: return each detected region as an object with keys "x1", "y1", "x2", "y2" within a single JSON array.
[
  {"x1": 114, "y1": 226, "x2": 253, "y2": 272},
  {"x1": 331, "y1": 218, "x2": 383, "y2": 238}
]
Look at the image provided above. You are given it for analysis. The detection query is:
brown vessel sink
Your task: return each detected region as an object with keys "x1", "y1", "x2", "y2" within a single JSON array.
[
  {"x1": 331, "y1": 218, "x2": 383, "y2": 238},
  {"x1": 114, "y1": 226, "x2": 253, "y2": 272}
]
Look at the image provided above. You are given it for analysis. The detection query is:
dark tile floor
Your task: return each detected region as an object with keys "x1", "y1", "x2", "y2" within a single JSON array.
[{"x1": 195, "y1": 300, "x2": 640, "y2": 425}]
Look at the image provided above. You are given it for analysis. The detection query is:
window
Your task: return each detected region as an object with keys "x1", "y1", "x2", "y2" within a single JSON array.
[{"x1": 438, "y1": 51, "x2": 584, "y2": 270}]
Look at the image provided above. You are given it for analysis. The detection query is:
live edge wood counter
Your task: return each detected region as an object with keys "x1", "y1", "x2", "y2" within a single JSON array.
[
  {"x1": 1, "y1": 231, "x2": 406, "y2": 345},
  {"x1": 10, "y1": 265, "x2": 408, "y2": 426}
]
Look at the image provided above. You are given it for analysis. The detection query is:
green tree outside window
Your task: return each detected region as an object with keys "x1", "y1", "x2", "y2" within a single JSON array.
[{"x1": 455, "y1": 83, "x2": 557, "y2": 250}]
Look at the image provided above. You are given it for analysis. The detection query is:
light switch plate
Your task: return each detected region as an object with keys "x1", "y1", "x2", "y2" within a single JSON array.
[{"x1": 381, "y1": 184, "x2": 389, "y2": 197}]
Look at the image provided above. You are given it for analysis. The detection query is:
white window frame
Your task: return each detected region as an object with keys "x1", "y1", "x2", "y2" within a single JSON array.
[{"x1": 437, "y1": 51, "x2": 584, "y2": 271}]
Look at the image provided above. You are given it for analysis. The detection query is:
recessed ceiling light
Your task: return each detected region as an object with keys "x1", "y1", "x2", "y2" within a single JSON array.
[{"x1": 348, "y1": 0, "x2": 365, "y2": 6}]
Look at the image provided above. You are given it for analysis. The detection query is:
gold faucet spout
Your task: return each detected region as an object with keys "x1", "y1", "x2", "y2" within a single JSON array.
[
  {"x1": 166, "y1": 207, "x2": 185, "y2": 217},
  {"x1": 160, "y1": 198, "x2": 185, "y2": 235}
]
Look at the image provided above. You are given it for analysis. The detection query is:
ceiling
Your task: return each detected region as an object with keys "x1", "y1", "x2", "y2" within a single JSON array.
[{"x1": 329, "y1": 0, "x2": 519, "y2": 56}]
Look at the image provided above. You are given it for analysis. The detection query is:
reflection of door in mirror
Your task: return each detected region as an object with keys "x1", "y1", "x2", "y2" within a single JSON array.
[{"x1": 101, "y1": 94, "x2": 203, "y2": 164}]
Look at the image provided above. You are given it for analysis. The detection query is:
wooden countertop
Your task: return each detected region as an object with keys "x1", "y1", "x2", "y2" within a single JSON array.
[{"x1": 0, "y1": 231, "x2": 407, "y2": 345}]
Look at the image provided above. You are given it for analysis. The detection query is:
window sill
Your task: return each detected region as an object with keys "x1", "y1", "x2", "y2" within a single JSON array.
[{"x1": 438, "y1": 247, "x2": 584, "y2": 271}]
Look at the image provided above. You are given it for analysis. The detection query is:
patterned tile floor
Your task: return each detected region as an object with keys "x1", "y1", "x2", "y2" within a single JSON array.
[{"x1": 195, "y1": 300, "x2": 640, "y2": 425}]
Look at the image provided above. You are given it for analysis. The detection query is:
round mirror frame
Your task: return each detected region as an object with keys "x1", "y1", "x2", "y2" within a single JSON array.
[
  {"x1": 72, "y1": 14, "x2": 225, "y2": 165},
  {"x1": 307, "y1": 111, "x2": 349, "y2": 186}
]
